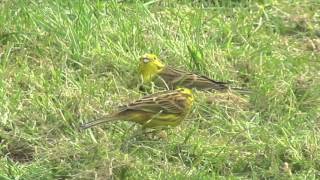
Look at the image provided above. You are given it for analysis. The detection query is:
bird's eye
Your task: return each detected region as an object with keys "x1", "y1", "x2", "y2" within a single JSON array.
[{"x1": 143, "y1": 58, "x2": 149, "y2": 63}]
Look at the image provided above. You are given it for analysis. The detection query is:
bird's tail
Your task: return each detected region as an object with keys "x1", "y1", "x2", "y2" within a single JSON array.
[{"x1": 80, "y1": 115, "x2": 118, "y2": 130}]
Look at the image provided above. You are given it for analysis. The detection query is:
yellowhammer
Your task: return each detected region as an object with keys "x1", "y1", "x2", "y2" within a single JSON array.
[
  {"x1": 80, "y1": 88, "x2": 193, "y2": 129},
  {"x1": 139, "y1": 53, "x2": 248, "y2": 92}
]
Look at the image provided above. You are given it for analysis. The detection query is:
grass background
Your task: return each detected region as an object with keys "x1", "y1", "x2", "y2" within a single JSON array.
[{"x1": 1, "y1": 0, "x2": 320, "y2": 179}]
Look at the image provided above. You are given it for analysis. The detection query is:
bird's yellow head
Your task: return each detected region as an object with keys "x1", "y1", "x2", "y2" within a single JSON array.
[
  {"x1": 139, "y1": 53, "x2": 165, "y2": 83},
  {"x1": 176, "y1": 87, "x2": 194, "y2": 107}
]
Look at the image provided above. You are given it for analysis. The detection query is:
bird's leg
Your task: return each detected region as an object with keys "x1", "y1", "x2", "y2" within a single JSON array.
[
  {"x1": 150, "y1": 82, "x2": 156, "y2": 94},
  {"x1": 141, "y1": 126, "x2": 169, "y2": 140},
  {"x1": 156, "y1": 129, "x2": 168, "y2": 140}
]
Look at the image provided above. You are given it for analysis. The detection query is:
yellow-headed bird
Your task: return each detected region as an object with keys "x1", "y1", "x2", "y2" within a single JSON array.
[{"x1": 139, "y1": 53, "x2": 247, "y2": 92}]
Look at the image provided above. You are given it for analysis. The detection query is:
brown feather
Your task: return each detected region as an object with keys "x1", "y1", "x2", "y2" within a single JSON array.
[
  {"x1": 158, "y1": 66, "x2": 229, "y2": 91},
  {"x1": 121, "y1": 89, "x2": 188, "y2": 114}
]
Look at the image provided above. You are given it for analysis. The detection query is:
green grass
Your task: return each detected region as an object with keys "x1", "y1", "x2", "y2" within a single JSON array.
[{"x1": 1, "y1": 0, "x2": 320, "y2": 179}]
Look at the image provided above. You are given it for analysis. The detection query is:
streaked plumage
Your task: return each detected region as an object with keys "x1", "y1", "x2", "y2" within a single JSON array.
[
  {"x1": 139, "y1": 54, "x2": 240, "y2": 91},
  {"x1": 157, "y1": 66, "x2": 229, "y2": 91},
  {"x1": 80, "y1": 88, "x2": 193, "y2": 129}
]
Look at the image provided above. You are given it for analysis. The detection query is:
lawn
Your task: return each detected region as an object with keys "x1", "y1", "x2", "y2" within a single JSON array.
[{"x1": 1, "y1": 0, "x2": 320, "y2": 179}]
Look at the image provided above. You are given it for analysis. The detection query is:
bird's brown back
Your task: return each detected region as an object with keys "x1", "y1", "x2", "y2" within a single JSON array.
[{"x1": 158, "y1": 66, "x2": 229, "y2": 91}]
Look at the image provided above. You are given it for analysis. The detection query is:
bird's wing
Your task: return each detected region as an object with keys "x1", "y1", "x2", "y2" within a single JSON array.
[
  {"x1": 160, "y1": 67, "x2": 229, "y2": 90},
  {"x1": 119, "y1": 90, "x2": 187, "y2": 114}
]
